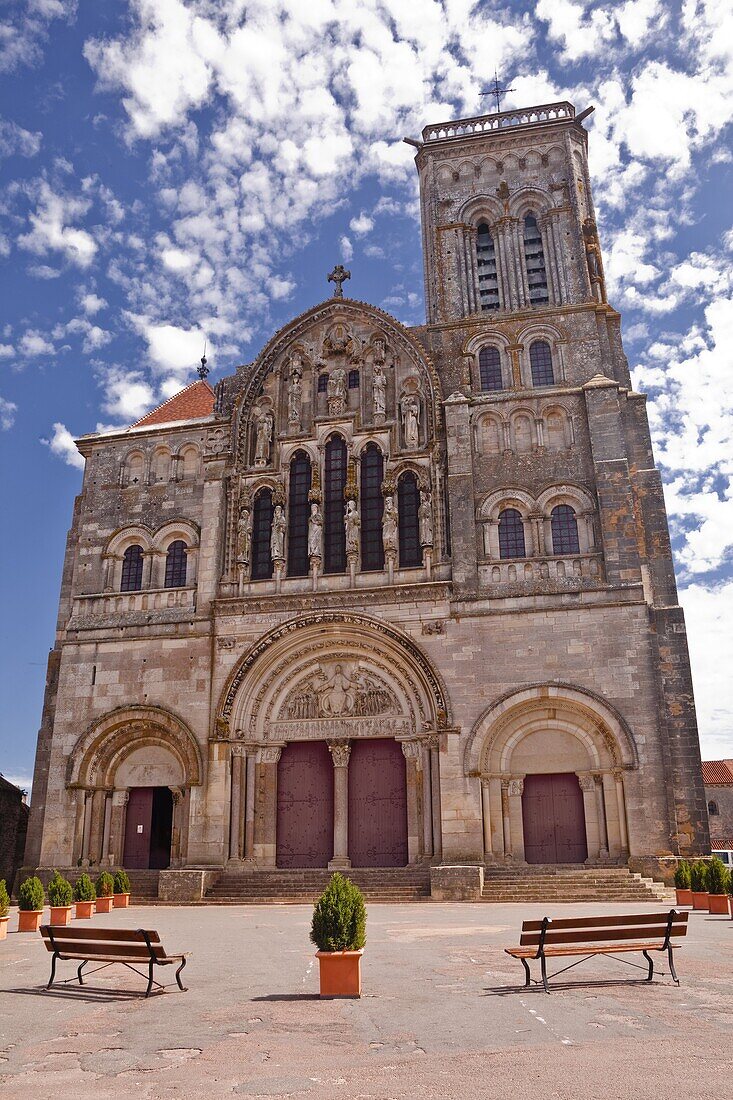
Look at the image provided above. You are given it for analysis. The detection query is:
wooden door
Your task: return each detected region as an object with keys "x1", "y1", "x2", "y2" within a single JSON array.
[
  {"x1": 522, "y1": 773, "x2": 588, "y2": 864},
  {"x1": 348, "y1": 738, "x2": 408, "y2": 867},
  {"x1": 123, "y1": 787, "x2": 153, "y2": 868},
  {"x1": 276, "y1": 741, "x2": 334, "y2": 868}
]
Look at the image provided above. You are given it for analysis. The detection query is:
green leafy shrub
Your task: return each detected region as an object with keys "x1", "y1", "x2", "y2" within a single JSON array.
[
  {"x1": 0, "y1": 879, "x2": 10, "y2": 918},
  {"x1": 73, "y1": 873, "x2": 96, "y2": 902},
  {"x1": 690, "y1": 860, "x2": 709, "y2": 892},
  {"x1": 47, "y1": 870, "x2": 73, "y2": 907},
  {"x1": 673, "y1": 860, "x2": 691, "y2": 889},
  {"x1": 706, "y1": 857, "x2": 730, "y2": 895},
  {"x1": 310, "y1": 873, "x2": 366, "y2": 952},
  {"x1": 95, "y1": 871, "x2": 115, "y2": 898},
  {"x1": 18, "y1": 876, "x2": 45, "y2": 912},
  {"x1": 113, "y1": 868, "x2": 131, "y2": 894}
]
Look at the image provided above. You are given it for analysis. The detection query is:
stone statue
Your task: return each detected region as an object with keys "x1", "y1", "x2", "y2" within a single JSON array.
[
  {"x1": 382, "y1": 495, "x2": 398, "y2": 554},
  {"x1": 400, "y1": 392, "x2": 420, "y2": 448},
  {"x1": 270, "y1": 504, "x2": 286, "y2": 561},
  {"x1": 307, "y1": 502, "x2": 323, "y2": 559},
  {"x1": 287, "y1": 363, "x2": 302, "y2": 425},
  {"x1": 254, "y1": 410, "x2": 274, "y2": 465},
  {"x1": 327, "y1": 366, "x2": 347, "y2": 415},
  {"x1": 345, "y1": 498, "x2": 360, "y2": 555},
  {"x1": 372, "y1": 364, "x2": 386, "y2": 420},
  {"x1": 418, "y1": 492, "x2": 433, "y2": 547},
  {"x1": 236, "y1": 506, "x2": 251, "y2": 563}
]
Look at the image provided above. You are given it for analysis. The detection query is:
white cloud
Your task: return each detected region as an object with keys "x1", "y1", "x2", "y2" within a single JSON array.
[
  {"x1": 339, "y1": 235, "x2": 353, "y2": 262},
  {"x1": 349, "y1": 212, "x2": 374, "y2": 236},
  {"x1": 19, "y1": 330, "x2": 54, "y2": 357},
  {"x1": 80, "y1": 292, "x2": 107, "y2": 315},
  {"x1": 41, "y1": 421, "x2": 85, "y2": 468},
  {"x1": 27, "y1": 263, "x2": 62, "y2": 279},
  {"x1": 682, "y1": 581, "x2": 733, "y2": 756},
  {"x1": 0, "y1": 118, "x2": 42, "y2": 158},
  {"x1": 129, "y1": 316, "x2": 209, "y2": 377},
  {"x1": 0, "y1": 343, "x2": 15, "y2": 359},
  {"x1": 100, "y1": 367, "x2": 155, "y2": 421},
  {"x1": 0, "y1": 395, "x2": 17, "y2": 429},
  {"x1": 18, "y1": 180, "x2": 97, "y2": 267}
]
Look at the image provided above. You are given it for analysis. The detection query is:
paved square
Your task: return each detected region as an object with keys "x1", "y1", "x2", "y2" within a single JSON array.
[{"x1": 1, "y1": 902, "x2": 730, "y2": 1098}]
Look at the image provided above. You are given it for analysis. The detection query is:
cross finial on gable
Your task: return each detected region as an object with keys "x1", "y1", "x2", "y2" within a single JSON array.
[
  {"x1": 327, "y1": 264, "x2": 351, "y2": 298},
  {"x1": 480, "y1": 71, "x2": 515, "y2": 114}
]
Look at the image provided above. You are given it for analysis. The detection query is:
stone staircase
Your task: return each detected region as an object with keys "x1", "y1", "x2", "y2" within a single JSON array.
[
  {"x1": 203, "y1": 866, "x2": 432, "y2": 904},
  {"x1": 127, "y1": 870, "x2": 161, "y2": 902},
  {"x1": 480, "y1": 865, "x2": 672, "y2": 903}
]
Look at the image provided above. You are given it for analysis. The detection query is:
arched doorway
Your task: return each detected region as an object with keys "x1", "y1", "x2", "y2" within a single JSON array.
[
  {"x1": 348, "y1": 739, "x2": 408, "y2": 866},
  {"x1": 276, "y1": 742, "x2": 334, "y2": 868},
  {"x1": 123, "y1": 786, "x2": 174, "y2": 869},
  {"x1": 522, "y1": 773, "x2": 587, "y2": 864}
]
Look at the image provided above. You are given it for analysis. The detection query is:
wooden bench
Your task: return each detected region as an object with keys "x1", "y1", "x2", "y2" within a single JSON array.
[
  {"x1": 40, "y1": 926, "x2": 190, "y2": 997},
  {"x1": 505, "y1": 909, "x2": 688, "y2": 993}
]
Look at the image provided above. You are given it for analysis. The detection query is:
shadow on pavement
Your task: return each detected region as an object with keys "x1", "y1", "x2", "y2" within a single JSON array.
[
  {"x1": 3, "y1": 984, "x2": 168, "y2": 1002},
  {"x1": 251, "y1": 993, "x2": 322, "y2": 1001}
]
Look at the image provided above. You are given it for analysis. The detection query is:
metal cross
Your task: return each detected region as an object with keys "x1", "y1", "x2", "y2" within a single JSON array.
[
  {"x1": 480, "y1": 72, "x2": 515, "y2": 114},
  {"x1": 327, "y1": 264, "x2": 351, "y2": 298},
  {"x1": 197, "y1": 338, "x2": 209, "y2": 380}
]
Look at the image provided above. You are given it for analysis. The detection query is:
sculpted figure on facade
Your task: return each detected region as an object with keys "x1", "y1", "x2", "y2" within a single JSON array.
[
  {"x1": 254, "y1": 408, "x2": 274, "y2": 466},
  {"x1": 372, "y1": 364, "x2": 386, "y2": 421},
  {"x1": 382, "y1": 495, "x2": 398, "y2": 554},
  {"x1": 327, "y1": 367, "x2": 347, "y2": 415},
  {"x1": 307, "y1": 502, "x2": 323, "y2": 560},
  {"x1": 400, "y1": 391, "x2": 421, "y2": 449},
  {"x1": 418, "y1": 491, "x2": 433, "y2": 547},
  {"x1": 270, "y1": 504, "x2": 286, "y2": 561},
  {"x1": 236, "y1": 504, "x2": 252, "y2": 564},
  {"x1": 344, "y1": 498, "x2": 361, "y2": 556},
  {"x1": 287, "y1": 356, "x2": 303, "y2": 426}
]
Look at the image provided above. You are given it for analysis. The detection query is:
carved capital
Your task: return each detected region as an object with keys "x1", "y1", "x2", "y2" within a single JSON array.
[
  {"x1": 576, "y1": 772, "x2": 596, "y2": 792},
  {"x1": 328, "y1": 739, "x2": 351, "y2": 767},
  {"x1": 400, "y1": 739, "x2": 422, "y2": 761},
  {"x1": 258, "y1": 746, "x2": 282, "y2": 765},
  {"x1": 508, "y1": 778, "x2": 524, "y2": 797}
]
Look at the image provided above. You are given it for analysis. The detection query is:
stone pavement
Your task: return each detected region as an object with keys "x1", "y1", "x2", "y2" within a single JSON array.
[{"x1": 0, "y1": 902, "x2": 730, "y2": 1099}]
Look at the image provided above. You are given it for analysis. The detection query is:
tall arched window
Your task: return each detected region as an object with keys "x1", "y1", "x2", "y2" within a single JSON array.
[
  {"x1": 398, "y1": 472, "x2": 422, "y2": 568},
  {"x1": 251, "y1": 489, "x2": 274, "y2": 580},
  {"x1": 120, "y1": 544, "x2": 144, "y2": 591},
  {"x1": 523, "y1": 214, "x2": 549, "y2": 306},
  {"x1": 164, "y1": 540, "x2": 187, "y2": 588},
  {"x1": 324, "y1": 436, "x2": 347, "y2": 574},
  {"x1": 476, "y1": 222, "x2": 500, "y2": 310},
  {"x1": 360, "y1": 443, "x2": 384, "y2": 571},
  {"x1": 530, "y1": 340, "x2": 554, "y2": 386},
  {"x1": 708, "y1": 800, "x2": 719, "y2": 816},
  {"x1": 287, "y1": 450, "x2": 311, "y2": 577},
  {"x1": 498, "y1": 509, "x2": 526, "y2": 559},
  {"x1": 126, "y1": 452, "x2": 144, "y2": 486},
  {"x1": 478, "y1": 346, "x2": 502, "y2": 391},
  {"x1": 551, "y1": 505, "x2": 580, "y2": 555}
]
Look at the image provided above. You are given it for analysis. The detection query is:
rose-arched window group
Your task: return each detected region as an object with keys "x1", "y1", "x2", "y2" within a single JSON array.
[
  {"x1": 121, "y1": 443, "x2": 200, "y2": 487},
  {"x1": 476, "y1": 404, "x2": 572, "y2": 455},
  {"x1": 120, "y1": 539, "x2": 190, "y2": 592},
  {"x1": 476, "y1": 339, "x2": 555, "y2": 393},
  {"x1": 476, "y1": 213, "x2": 549, "y2": 313},
  {"x1": 497, "y1": 504, "x2": 581, "y2": 560}
]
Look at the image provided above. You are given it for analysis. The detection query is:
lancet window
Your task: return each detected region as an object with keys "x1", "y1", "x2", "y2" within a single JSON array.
[
  {"x1": 287, "y1": 451, "x2": 311, "y2": 577},
  {"x1": 324, "y1": 435, "x2": 347, "y2": 574},
  {"x1": 476, "y1": 222, "x2": 500, "y2": 311},
  {"x1": 164, "y1": 540, "x2": 187, "y2": 588},
  {"x1": 120, "y1": 544, "x2": 144, "y2": 592},
  {"x1": 479, "y1": 346, "x2": 502, "y2": 391},
  {"x1": 360, "y1": 443, "x2": 384, "y2": 572},
  {"x1": 498, "y1": 508, "x2": 526, "y2": 559},
  {"x1": 551, "y1": 505, "x2": 580, "y2": 555},
  {"x1": 530, "y1": 340, "x2": 554, "y2": 386},
  {"x1": 523, "y1": 215, "x2": 549, "y2": 306},
  {"x1": 251, "y1": 489, "x2": 274, "y2": 580},
  {"x1": 398, "y1": 472, "x2": 422, "y2": 568}
]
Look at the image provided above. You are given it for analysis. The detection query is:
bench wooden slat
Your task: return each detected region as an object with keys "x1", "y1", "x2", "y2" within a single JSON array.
[
  {"x1": 507, "y1": 942, "x2": 684, "y2": 959},
  {"x1": 520, "y1": 924, "x2": 688, "y2": 947},
  {"x1": 520, "y1": 911, "x2": 687, "y2": 933},
  {"x1": 56, "y1": 952, "x2": 186, "y2": 964},
  {"x1": 40, "y1": 927, "x2": 161, "y2": 943},
  {"x1": 45, "y1": 943, "x2": 168, "y2": 960}
]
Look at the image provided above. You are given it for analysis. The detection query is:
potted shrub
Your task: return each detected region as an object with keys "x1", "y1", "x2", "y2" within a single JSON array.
[
  {"x1": 310, "y1": 873, "x2": 366, "y2": 998},
  {"x1": 0, "y1": 879, "x2": 9, "y2": 940},
  {"x1": 73, "y1": 872, "x2": 96, "y2": 918},
  {"x1": 113, "y1": 868, "x2": 131, "y2": 908},
  {"x1": 729, "y1": 867, "x2": 733, "y2": 920},
  {"x1": 18, "y1": 875, "x2": 45, "y2": 932},
  {"x1": 673, "y1": 859, "x2": 692, "y2": 906},
  {"x1": 706, "y1": 857, "x2": 730, "y2": 915},
  {"x1": 48, "y1": 870, "x2": 74, "y2": 926},
  {"x1": 95, "y1": 871, "x2": 115, "y2": 913},
  {"x1": 690, "y1": 860, "x2": 709, "y2": 910}
]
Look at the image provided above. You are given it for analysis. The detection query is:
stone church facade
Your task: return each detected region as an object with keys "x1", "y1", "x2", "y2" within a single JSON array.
[{"x1": 26, "y1": 101, "x2": 709, "y2": 894}]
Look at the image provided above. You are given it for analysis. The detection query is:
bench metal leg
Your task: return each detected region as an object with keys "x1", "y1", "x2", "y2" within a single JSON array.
[
  {"x1": 47, "y1": 952, "x2": 58, "y2": 990},
  {"x1": 540, "y1": 954, "x2": 550, "y2": 994},
  {"x1": 642, "y1": 950, "x2": 654, "y2": 982},
  {"x1": 77, "y1": 960, "x2": 87, "y2": 986},
  {"x1": 146, "y1": 960, "x2": 155, "y2": 998},
  {"x1": 520, "y1": 958, "x2": 531, "y2": 988},
  {"x1": 175, "y1": 956, "x2": 188, "y2": 992},
  {"x1": 667, "y1": 948, "x2": 679, "y2": 985}
]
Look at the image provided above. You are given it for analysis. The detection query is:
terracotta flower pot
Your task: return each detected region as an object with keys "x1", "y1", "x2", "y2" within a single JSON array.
[
  {"x1": 74, "y1": 900, "x2": 95, "y2": 919},
  {"x1": 675, "y1": 888, "x2": 693, "y2": 906},
  {"x1": 691, "y1": 891, "x2": 709, "y2": 910},
  {"x1": 729, "y1": 896, "x2": 733, "y2": 919},
  {"x1": 0, "y1": 916, "x2": 9, "y2": 940},
  {"x1": 49, "y1": 905, "x2": 73, "y2": 926},
  {"x1": 316, "y1": 950, "x2": 363, "y2": 998},
  {"x1": 18, "y1": 909, "x2": 43, "y2": 933},
  {"x1": 113, "y1": 893, "x2": 130, "y2": 908},
  {"x1": 708, "y1": 893, "x2": 729, "y2": 915},
  {"x1": 95, "y1": 895, "x2": 114, "y2": 914}
]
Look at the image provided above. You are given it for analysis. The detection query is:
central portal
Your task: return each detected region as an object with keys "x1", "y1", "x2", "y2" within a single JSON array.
[
  {"x1": 348, "y1": 738, "x2": 408, "y2": 867},
  {"x1": 276, "y1": 741, "x2": 334, "y2": 868},
  {"x1": 522, "y1": 772, "x2": 588, "y2": 864}
]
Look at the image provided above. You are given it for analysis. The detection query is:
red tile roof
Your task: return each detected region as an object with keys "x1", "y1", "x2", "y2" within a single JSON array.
[
  {"x1": 702, "y1": 760, "x2": 733, "y2": 785},
  {"x1": 133, "y1": 379, "x2": 215, "y2": 428}
]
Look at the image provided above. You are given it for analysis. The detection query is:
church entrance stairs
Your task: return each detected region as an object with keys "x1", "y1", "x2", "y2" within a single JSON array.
[
  {"x1": 202, "y1": 866, "x2": 431, "y2": 904},
  {"x1": 480, "y1": 866, "x2": 672, "y2": 903}
]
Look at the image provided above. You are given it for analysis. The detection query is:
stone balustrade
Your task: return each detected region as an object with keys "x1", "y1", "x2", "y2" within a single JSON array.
[
  {"x1": 479, "y1": 552, "x2": 603, "y2": 588},
  {"x1": 421, "y1": 102, "x2": 575, "y2": 143},
  {"x1": 70, "y1": 586, "x2": 197, "y2": 622}
]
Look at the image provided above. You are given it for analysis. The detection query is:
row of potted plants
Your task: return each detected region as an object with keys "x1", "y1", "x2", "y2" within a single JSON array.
[
  {"x1": 674, "y1": 858, "x2": 733, "y2": 916},
  {"x1": 5, "y1": 869, "x2": 132, "y2": 934}
]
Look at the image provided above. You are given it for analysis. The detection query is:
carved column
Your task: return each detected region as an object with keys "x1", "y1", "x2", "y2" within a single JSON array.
[
  {"x1": 427, "y1": 735, "x2": 442, "y2": 862},
  {"x1": 401, "y1": 740, "x2": 422, "y2": 864},
  {"x1": 169, "y1": 786, "x2": 183, "y2": 867},
  {"x1": 510, "y1": 218, "x2": 530, "y2": 308},
  {"x1": 328, "y1": 740, "x2": 352, "y2": 869},
  {"x1": 85, "y1": 789, "x2": 104, "y2": 864},
  {"x1": 507, "y1": 344, "x2": 523, "y2": 389},
  {"x1": 481, "y1": 778, "x2": 492, "y2": 860},
  {"x1": 109, "y1": 789, "x2": 128, "y2": 865},
  {"x1": 500, "y1": 780, "x2": 512, "y2": 860},
  {"x1": 256, "y1": 746, "x2": 282, "y2": 867},
  {"x1": 72, "y1": 789, "x2": 87, "y2": 864},
  {"x1": 593, "y1": 773, "x2": 609, "y2": 857},
  {"x1": 577, "y1": 773, "x2": 601, "y2": 859},
  {"x1": 529, "y1": 513, "x2": 545, "y2": 556},
  {"x1": 507, "y1": 778, "x2": 525, "y2": 862},
  {"x1": 243, "y1": 749, "x2": 257, "y2": 861},
  {"x1": 613, "y1": 770, "x2": 629, "y2": 854},
  {"x1": 420, "y1": 738, "x2": 433, "y2": 861},
  {"x1": 100, "y1": 790, "x2": 113, "y2": 865},
  {"x1": 229, "y1": 746, "x2": 245, "y2": 862}
]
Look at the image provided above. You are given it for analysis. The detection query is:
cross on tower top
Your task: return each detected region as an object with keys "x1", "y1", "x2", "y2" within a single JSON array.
[
  {"x1": 480, "y1": 71, "x2": 515, "y2": 114},
  {"x1": 327, "y1": 264, "x2": 351, "y2": 298}
]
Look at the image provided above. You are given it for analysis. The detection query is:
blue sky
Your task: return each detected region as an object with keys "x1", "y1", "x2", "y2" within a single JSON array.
[{"x1": 1, "y1": 0, "x2": 732, "y2": 792}]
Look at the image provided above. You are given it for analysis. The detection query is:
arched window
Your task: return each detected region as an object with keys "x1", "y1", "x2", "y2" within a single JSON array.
[
  {"x1": 164, "y1": 540, "x2": 187, "y2": 588},
  {"x1": 348, "y1": 369, "x2": 360, "y2": 389},
  {"x1": 523, "y1": 214, "x2": 549, "y2": 306},
  {"x1": 498, "y1": 509, "x2": 526, "y2": 559},
  {"x1": 120, "y1": 544, "x2": 144, "y2": 591},
  {"x1": 151, "y1": 448, "x2": 171, "y2": 483},
  {"x1": 360, "y1": 443, "x2": 384, "y2": 572},
  {"x1": 546, "y1": 413, "x2": 567, "y2": 451},
  {"x1": 318, "y1": 373, "x2": 328, "y2": 393},
  {"x1": 398, "y1": 472, "x2": 422, "y2": 568},
  {"x1": 513, "y1": 415, "x2": 533, "y2": 453},
  {"x1": 180, "y1": 445, "x2": 199, "y2": 479},
  {"x1": 530, "y1": 340, "x2": 554, "y2": 386},
  {"x1": 479, "y1": 416, "x2": 502, "y2": 455},
  {"x1": 251, "y1": 489, "x2": 274, "y2": 580},
  {"x1": 287, "y1": 451, "x2": 311, "y2": 577},
  {"x1": 126, "y1": 452, "x2": 144, "y2": 486},
  {"x1": 551, "y1": 505, "x2": 580, "y2": 555},
  {"x1": 324, "y1": 436, "x2": 347, "y2": 574},
  {"x1": 476, "y1": 222, "x2": 500, "y2": 311},
  {"x1": 479, "y1": 347, "x2": 502, "y2": 391},
  {"x1": 708, "y1": 800, "x2": 719, "y2": 816}
]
